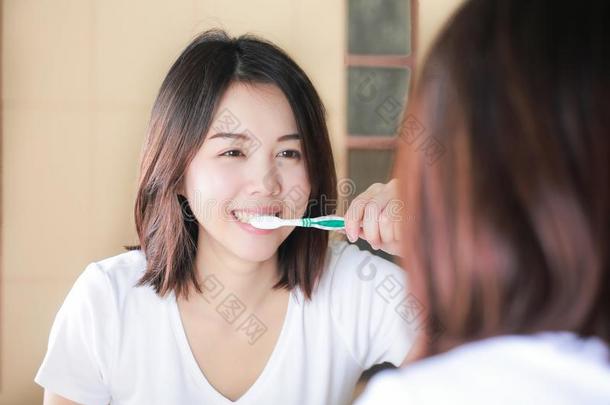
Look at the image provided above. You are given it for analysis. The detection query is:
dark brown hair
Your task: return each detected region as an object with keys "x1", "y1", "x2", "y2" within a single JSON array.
[
  {"x1": 396, "y1": 0, "x2": 609, "y2": 357},
  {"x1": 125, "y1": 30, "x2": 337, "y2": 300}
]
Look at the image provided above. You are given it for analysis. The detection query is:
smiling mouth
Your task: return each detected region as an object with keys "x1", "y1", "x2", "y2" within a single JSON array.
[{"x1": 232, "y1": 210, "x2": 281, "y2": 224}]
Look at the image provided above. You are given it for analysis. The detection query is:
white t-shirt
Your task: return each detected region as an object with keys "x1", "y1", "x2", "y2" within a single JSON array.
[
  {"x1": 355, "y1": 332, "x2": 610, "y2": 405},
  {"x1": 35, "y1": 240, "x2": 416, "y2": 405}
]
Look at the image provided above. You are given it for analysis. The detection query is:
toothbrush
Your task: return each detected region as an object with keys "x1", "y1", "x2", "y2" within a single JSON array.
[{"x1": 247, "y1": 215, "x2": 350, "y2": 231}]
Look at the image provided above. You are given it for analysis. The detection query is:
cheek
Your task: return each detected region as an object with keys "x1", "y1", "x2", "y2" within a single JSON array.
[
  {"x1": 184, "y1": 162, "x2": 241, "y2": 222},
  {"x1": 282, "y1": 166, "x2": 311, "y2": 215}
]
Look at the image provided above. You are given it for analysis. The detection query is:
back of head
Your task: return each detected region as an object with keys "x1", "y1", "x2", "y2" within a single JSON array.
[{"x1": 397, "y1": 0, "x2": 609, "y2": 357}]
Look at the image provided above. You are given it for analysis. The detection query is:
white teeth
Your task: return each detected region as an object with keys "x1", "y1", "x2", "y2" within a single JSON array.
[{"x1": 233, "y1": 211, "x2": 280, "y2": 223}]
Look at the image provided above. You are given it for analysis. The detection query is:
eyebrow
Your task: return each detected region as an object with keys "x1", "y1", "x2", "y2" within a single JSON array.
[{"x1": 208, "y1": 132, "x2": 301, "y2": 142}]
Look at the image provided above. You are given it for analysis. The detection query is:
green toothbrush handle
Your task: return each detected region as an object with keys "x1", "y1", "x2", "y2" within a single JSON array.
[
  {"x1": 302, "y1": 215, "x2": 346, "y2": 230},
  {"x1": 314, "y1": 219, "x2": 345, "y2": 228}
]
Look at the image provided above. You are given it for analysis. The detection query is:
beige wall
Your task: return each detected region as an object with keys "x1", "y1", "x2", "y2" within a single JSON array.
[
  {"x1": 1, "y1": 1, "x2": 462, "y2": 403},
  {"x1": 417, "y1": 0, "x2": 464, "y2": 65}
]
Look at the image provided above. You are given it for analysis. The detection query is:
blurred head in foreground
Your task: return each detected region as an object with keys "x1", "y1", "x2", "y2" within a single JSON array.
[{"x1": 396, "y1": 0, "x2": 609, "y2": 358}]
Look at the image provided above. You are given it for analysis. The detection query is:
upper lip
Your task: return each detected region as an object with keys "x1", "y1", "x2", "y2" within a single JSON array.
[{"x1": 231, "y1": 207, "x2": 282, "y2": 216}]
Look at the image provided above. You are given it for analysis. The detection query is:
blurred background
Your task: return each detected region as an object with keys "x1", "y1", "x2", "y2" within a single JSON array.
[{"x1": 1, "y1": 0, "x2": 463, "y2": 403}]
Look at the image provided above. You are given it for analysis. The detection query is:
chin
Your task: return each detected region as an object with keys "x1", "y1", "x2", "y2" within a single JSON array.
[
  {"x1": 229, "y1": 242, "x2": 279, "y2": 263},
  {"x1": 200, "y1": 221, "x2": 287, "y2": 263}
]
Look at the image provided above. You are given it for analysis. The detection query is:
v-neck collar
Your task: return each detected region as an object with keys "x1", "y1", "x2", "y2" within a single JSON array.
[{"x1": 168, "y1": 288, "x2": 295, "y2": 403}]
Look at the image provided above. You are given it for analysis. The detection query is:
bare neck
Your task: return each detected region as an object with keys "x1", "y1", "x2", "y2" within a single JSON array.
[{"x1": 190, "y1": 229, "x2": 282, "y2": 313}]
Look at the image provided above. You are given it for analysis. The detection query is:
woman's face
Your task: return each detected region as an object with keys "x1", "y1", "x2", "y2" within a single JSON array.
[{"x1": 181, "y1": 82, "x2": 311, "y2": 263}]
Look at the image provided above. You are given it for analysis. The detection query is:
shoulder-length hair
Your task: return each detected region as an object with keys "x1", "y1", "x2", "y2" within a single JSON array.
[
  {"x1": 396, "y1": 0, "x2": 609, "y2": 358},
  {"x1": 125, "y1": 30, "x2": 337, "y2": 301}
]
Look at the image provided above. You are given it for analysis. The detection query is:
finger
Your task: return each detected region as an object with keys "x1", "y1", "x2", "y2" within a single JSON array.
[
  {"x1": 363, "y1": 199, "x2": 382, "y2": 249},
  {"x1": 345, "y1": 189, "x2": 377, "y2": 241},
  {"x1": 388, "y1": 198, "x2": 404, "y2": 243},
  {"x1": 344, "y1": 183, "x2": 384, "y2": 242},
  {"x1": 344, "y1": 197, "x2": 368, "y2": 242},
  {"x1": 345, "y1": 183, "x2": 384, "y2": 242},
  {"x1": 379, "y1": 206, "x2": 395, "y2": 246},
  {"x1": 393, "y1": 216, "x2": 402, "y2": 243}
]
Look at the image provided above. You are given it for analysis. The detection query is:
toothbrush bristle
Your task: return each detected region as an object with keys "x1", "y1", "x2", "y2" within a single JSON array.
[{"x1": 248, "y1": 215, "x2": 282, "y2": 230}]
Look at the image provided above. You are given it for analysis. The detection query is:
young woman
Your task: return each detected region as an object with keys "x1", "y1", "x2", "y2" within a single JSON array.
[
  {"x1": 35, "y1": 30, "x2": 413, "y2": 405},
  {"x1": 356, "y1": 0, "x2": 610, "y2": 404}
]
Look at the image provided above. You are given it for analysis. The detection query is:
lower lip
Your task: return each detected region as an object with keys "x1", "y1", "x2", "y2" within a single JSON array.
[{"x1": 231, "y1": 212, "x2": 275, "y2": 235}]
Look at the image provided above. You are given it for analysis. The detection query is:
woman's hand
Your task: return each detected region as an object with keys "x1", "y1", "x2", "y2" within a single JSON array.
[{"x1": 342, "y1": 178, "x2": 404, "y2": 257}]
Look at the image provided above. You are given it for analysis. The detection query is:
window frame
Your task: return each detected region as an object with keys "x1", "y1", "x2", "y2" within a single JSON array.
[{"x1": 345, "y1": 0, "x2": 419, "y2": 151}]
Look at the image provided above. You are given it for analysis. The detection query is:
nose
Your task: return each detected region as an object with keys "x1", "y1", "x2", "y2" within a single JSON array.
[{"x1": 244, "y1": 159, "x2": 282, "y2": 197}]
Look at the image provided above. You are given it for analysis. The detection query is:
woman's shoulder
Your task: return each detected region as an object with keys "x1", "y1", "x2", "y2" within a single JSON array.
[
  {"x1": 313, "y1": 239, "x2": 414, "y2": 368},
  {"x1": 75, "y1": 249, "x2": 150, "y2": 306},
  {"x1": 356, "y1": 333, "x2": 610, "y2": 405},
  {"x1": 319, "y1": 239, "x2": 405, "y2": 297},
  {"x1": 92, "y1": 249, "x2": 147, "y2": 285}
]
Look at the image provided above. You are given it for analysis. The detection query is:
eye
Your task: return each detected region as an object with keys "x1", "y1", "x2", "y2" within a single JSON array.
[
  {"x1": 277, "y1": 150, "x2": 302, "y2": 159},
  {"x1": 220, "y1": 150, "x2": 245, "y2": 158}
]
